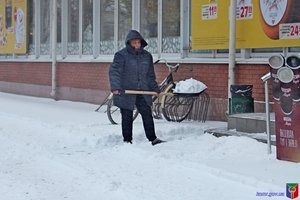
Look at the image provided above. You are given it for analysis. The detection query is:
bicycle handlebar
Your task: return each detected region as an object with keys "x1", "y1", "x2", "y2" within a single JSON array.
[
  {"x1": 160, "y1": 59, "x2": 179, "y2": 68},
  {"x1": 156, "y1": 59, "x2": 180, "y2": 72}
]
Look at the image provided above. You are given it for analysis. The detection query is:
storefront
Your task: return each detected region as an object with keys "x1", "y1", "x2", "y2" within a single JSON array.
[{"x1": 0, "y1": 0, "x2": 299, "y2": 120}]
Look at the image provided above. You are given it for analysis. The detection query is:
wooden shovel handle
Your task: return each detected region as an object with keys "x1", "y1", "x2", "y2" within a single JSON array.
[{"x1": 124, "y1": 90, "x2": 174, "y2": 96}]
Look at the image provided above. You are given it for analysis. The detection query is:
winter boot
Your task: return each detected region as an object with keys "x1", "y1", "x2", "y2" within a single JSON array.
[{"x1": 151, "y1": 138, "x2": 165, "y2": 146}]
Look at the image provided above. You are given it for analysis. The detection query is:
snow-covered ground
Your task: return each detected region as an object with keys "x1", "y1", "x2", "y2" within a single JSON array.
[{"x1": 0, "y1": 92, "x2": 299, "y2": 200}]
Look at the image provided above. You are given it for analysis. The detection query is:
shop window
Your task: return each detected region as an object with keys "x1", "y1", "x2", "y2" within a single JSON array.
[
  {"x1": 28, "y1": 0, "x2": 34, "y2": 55},
  {"x1": 217, "y1": 49, "x2": 241, "y2": 53},
  {"x1": 100, "y1": 0, "x2": 114, "y2": 55},
  {"x1": 56, "y1": 1, "x2": 61, "y2": 43},
  {"x1": 56, "y1": 0, "x2": 62, "y2": 55},
  {"x1": 252, "y1": 48, "x2": 282, "y2": 53},
  {"x1": 82, "y1": 0, "x2": 93, "y2": 55},
  {"x1": 289, "y1": 47, "x2": 300, "y2": 53},
  {"x1": 68, "y1": 0, "x2": 79, "y2": 55},
  {"x1": 252, "y1": 48, "x2": 282, "y2": 55},
  {"x1": 118, "y1": 0, "x2": 132, "y2": 50},
  {"x1": 162, "y1": 0, "x2": 180, "y2": 53},
  {"x1": 40, "y1": 0, "x2": 50, "y2": 55},
  {"x1": 140, "y1": 0, "x2": 158, "y2": 54}
]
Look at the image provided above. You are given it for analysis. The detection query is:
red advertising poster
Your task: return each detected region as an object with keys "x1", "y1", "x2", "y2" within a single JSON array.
[
  {"x1": 270, "y1": 55, "x2": 300, "y2": 162},
  {"x1": 275, "y1": 104, "x2": 300, "y2": 162}
]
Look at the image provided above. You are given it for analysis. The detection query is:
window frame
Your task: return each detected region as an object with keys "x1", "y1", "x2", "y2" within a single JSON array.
[{"x1": 2, "y1": 0, "x2": 299, "y2": 62}]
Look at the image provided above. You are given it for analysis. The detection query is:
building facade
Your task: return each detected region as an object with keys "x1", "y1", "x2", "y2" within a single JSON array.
[{"x1": 0, "y1": 0, "x2": 299, "y2": 120}]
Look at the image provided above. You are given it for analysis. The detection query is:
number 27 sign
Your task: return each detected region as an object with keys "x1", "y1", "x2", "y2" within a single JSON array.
[{"x1": 236, "y1": 4, "x2": 253, "y2": 20}]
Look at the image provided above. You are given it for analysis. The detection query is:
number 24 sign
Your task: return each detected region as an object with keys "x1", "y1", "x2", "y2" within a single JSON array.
[{"x1": 280, "y1": 23, "x2": 300, "y2": 39}]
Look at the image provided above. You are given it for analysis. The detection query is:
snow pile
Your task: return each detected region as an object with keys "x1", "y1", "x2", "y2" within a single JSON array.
[
  {"x1": 0, "y1": 92, "x2": 299, "y2": 200},
  {"x1": 173, "y1": 78, "x2": 207, "y2": 93}
]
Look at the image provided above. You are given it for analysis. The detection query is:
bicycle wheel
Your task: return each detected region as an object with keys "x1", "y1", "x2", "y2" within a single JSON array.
[
  {"x1": 106, "y1": 99, "x2": 139, "y2": 125},
  {"x1": 161, "y1": 83, "x2": 194, "y2": 122},
  {"x1": 152, "y1": 96, "x2": 163, "y2": 119},
  {"x1": 152, "y1": 80, "x2": 175, "y2": 119}
]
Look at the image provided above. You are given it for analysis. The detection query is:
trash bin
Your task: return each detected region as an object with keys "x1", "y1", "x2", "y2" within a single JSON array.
[{"x1": 229, "y1": 85, "x2": 254, "y2": 114}]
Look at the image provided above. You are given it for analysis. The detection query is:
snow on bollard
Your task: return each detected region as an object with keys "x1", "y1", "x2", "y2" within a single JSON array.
[{"x1": 173, "y1": 78, "x2": 207, "y2": 94}]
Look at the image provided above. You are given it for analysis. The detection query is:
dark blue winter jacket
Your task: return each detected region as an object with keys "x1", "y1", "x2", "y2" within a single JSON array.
[{"x1": 109, "y1": 30, "x2": 160, "y2": 110}]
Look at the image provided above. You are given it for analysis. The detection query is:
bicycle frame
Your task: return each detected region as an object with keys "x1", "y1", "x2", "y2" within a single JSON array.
[
  {"x1": 95, "y1": 93, "x2": 113, "y2": 112},
  {"x1": 152, "y1": 59, "x2": 180, "y2": 119},
  {"x1": 157, "y1": 59, "x2": 179, "y2": 90}
]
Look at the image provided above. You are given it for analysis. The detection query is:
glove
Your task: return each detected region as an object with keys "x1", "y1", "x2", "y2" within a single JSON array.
[{"x1": 112, "y1": 90, "x2": 120, "y2": 95}]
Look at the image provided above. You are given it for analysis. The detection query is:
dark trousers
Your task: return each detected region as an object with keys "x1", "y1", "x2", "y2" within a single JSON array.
[{"x1": 120, "y1": 95, "x2": 157, "y2": 142}]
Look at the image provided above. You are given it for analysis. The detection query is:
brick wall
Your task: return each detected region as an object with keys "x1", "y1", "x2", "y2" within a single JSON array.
[
  {"x1": 154, "y1": 63, "x2": 270, "y2": 101},
  {"x1": 56, "y1": 62, "x2": 110, "y2": 90},
  {"x1": 0, "y1": 62, "x2": 51, "y2": 85},
  {"x1": 234, "y1": 64, "x2": 270, "y2": 101},
  {"x1": 0, "y1": 61, "x2": 272, "y2": 120}
]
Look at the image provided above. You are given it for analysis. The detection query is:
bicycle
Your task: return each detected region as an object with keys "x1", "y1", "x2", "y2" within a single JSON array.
[
  {"x1": 96, "y1": 59, "x2": 195, "y2": 124},
  {"x1": 95, "y1": 92, "x2": 139, "y2": 125},
  {"x1": 151, "y1": 59, "x2": 195, "y2": 122}
]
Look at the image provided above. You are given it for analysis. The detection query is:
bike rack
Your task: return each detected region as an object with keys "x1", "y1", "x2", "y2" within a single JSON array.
[
  {"x1": 186, "y1": 91, "x2": 210, "y2": 122},
  {"x1": 162, "y1": 96, "x2": 195, "y2": 122},
  {"x1": 152, "y1": 90, "x2": 210, "y2": 122}
]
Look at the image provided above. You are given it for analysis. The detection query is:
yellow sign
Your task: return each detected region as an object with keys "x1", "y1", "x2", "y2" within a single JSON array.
[
  {"x1": 192, "y1": 0, "x2": 300, "y2": 50},
  {"x1": 0, "y1": 0, "x2": 27, "y2": 54}
]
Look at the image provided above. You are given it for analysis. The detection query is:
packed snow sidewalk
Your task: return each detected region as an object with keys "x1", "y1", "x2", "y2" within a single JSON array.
[{"x1": 0, "y1": 92, "x2": 299, "y2": 200}]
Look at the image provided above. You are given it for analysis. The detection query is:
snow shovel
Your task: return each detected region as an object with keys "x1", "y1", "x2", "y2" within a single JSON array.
[{"x1": 123, "y1": 90, "x2": 203, "y2": 97}]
